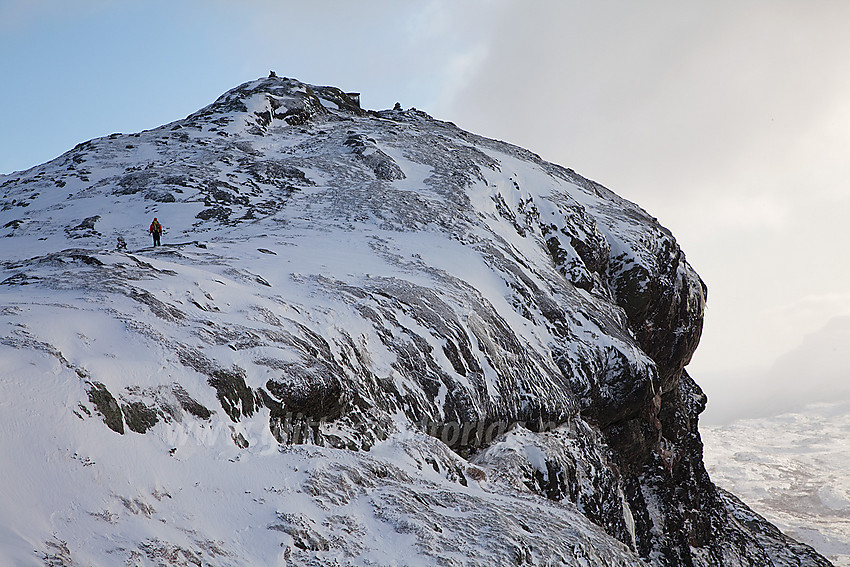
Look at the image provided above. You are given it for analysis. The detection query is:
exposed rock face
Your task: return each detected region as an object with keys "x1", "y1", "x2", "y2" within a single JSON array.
[{"x1": 0, "y1": 76, "x2": 832, "y2": 566}]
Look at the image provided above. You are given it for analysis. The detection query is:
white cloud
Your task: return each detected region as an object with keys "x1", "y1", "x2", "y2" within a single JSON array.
[
  {"x1": 701, "y1": 316, "x2": 850, "y2": 424},
  {"x1": 763, "y1": 293, "x2": 850, "y2": 344},
  {"x1": 691, "y1": 193, "x2": 790, "y2": 232}
]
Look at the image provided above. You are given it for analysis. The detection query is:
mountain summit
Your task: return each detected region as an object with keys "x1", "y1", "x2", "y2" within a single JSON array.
[{"x1": 0, "y1": 75, "x2": 831, "y2": 566}]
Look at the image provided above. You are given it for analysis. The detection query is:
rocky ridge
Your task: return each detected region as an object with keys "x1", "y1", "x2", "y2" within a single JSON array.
[{"x1": 0, "y1": 75, "x2": 832, "y2": 566}]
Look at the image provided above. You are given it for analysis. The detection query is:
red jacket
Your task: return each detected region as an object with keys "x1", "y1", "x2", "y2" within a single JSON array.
[{"x1": 149, "y1": 221, "x2": 162, "y2": 234}]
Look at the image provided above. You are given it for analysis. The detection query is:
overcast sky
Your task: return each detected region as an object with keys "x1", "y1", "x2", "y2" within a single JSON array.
[{"x1": 2, "y1": 0, "x2": 848, "y2": 423}]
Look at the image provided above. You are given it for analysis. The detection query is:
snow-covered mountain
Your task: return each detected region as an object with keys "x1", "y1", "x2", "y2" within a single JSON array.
[{"x1": 0, "y1": 75, "x2": 832, "y2": 566}]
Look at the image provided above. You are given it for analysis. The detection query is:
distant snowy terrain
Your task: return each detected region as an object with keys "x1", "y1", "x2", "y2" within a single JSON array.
[{"x1": 703, "y1": 401, "x2": 850, "y2": 567}]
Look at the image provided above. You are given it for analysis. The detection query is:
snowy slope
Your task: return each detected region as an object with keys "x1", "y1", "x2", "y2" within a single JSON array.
[{"x1": 0, "y1": 75, "x2": 832, "y2": 565}]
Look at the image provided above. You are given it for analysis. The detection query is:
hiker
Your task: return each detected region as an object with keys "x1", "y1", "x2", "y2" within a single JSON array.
[
  {"x1": 149, "y1": 218, "x2": 163, "y2": 246},
  {"x1": 116, "y1": 236, "x2": 127, "y2": 250}
]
